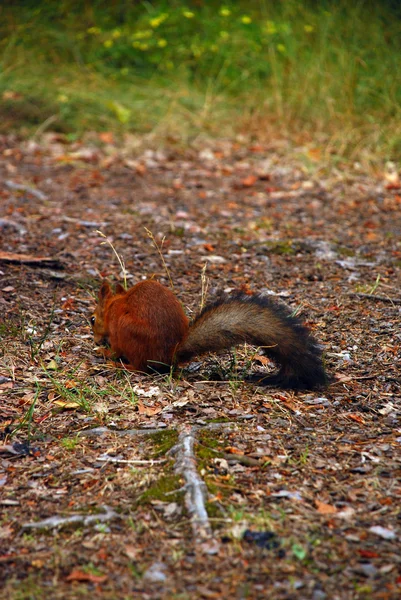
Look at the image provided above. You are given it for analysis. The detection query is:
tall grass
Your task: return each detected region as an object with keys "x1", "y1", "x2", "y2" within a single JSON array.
[{"x1": 1, "y1": 1, "x2": 400, "y2": 159}]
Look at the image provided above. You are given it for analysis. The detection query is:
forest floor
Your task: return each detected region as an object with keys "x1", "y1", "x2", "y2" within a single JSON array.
[{"x1": 0, "y1": 133, "x2": 400, "y2": 599}]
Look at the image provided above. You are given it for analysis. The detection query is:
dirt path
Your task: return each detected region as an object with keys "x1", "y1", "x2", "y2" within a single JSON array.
[{"x1": 1, "y1": 134, "x2": 400, "y2": 599}]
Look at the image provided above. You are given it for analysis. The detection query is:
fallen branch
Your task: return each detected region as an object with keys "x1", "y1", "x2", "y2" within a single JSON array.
[
  {"x1": 5, "y1": 179, "x2": 48, "y2": 201},
  {"x1": 171, "y1": 425, "x2": 212, "y2": 539},
  {"x1": 22, "y1": 505, "x2": 118, "y2": 530},
  {"x1": 96, "y1": 453, "x2": 167, "y2": 465},
  {"x1": 79, "y1": 426, "x2": 165, "y2": 437},
  {"x1": 0, "y1": 251, "x2": 62, "y2": 269},
  {"x1": 348, "y1": 292, "x2": 401, "y2": 305}
]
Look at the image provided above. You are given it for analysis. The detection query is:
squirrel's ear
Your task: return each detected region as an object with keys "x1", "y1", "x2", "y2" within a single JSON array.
[
  {"x1": 98, "y1": 280, "x2": 113, "y2": 302},
  {"x1": 115, "y1": 283, "x2": 126, "y2": 295}
]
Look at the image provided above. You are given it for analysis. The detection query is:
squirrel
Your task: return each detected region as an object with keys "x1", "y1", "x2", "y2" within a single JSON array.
[{"x1": 91, "y1": 279, "x2": 327, "y2": 390}]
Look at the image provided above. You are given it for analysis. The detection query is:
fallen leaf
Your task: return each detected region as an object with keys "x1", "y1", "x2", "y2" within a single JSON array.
[
  {"x1": 137, "y1": 400, "x2": 163, "y2": 416},
  {"x1": 66, "y1": 568, "x2": 107, "y2": 583},
  {"x1": 0, "y1": 381, "x2": 14, "y2": 390},
  {"x1": 316, "y1": 500, "x2": 338, "y2": 514},
  {"x1": 240, "y1": 175, "x2": 257, "y2": 187},
  {"x1": 346, "y1": 413, "x2": 366, "y2": 425},
  {"x1": 224, "y1": 446, "x2": 244, "y2": 455},
  {"x1": 53, "y1": 400, "x2": 81, "y2": 409},
  {"x1": 358, "y1": 549, "x2": 379, "y2": 559},
  {"x1": 98, "y1": 132, "x2": 114, "y2": 144}
]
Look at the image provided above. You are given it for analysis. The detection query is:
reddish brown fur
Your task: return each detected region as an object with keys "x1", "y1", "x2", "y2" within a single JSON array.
[{"x1": 92, "y1": 280, "x2": 188, "y2": 372}]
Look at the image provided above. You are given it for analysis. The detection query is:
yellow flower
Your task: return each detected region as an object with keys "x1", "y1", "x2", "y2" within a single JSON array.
[
  {"x1": 133, "y1": 41, "x2": 149, "y2": 50},
  {"x1": 132, "y1": 30, "x2": 152, "y2": 40},
  {"x1": 157, "y1": 39, "x2": 167, "y2": 47},
  {"x1": 183, "y1": 11, "x2": 194, "y2": 19},
  {"x1": 57, "y1": 94, "x2": 68, "y2": 103},
  {"x1": 112, "y1": 29, "x2": 122, "y2": 39},
  {"x1": 87, "y1": 27, "x2": 101, "y2": 35},
  {"x1": 103, "y1": 39, "x2": 113, "y2": 48},
  {"x1": 241, "y1": 16, "x2": 252, "y2": 24},
  {"x1": 219, "y1": 8, "x2": 231, "y2": 17},
  {"x1": 277, "y1": 43, "x2": 286, "y2": 53},
  {"x1": 149, "y1": 13, "x2": 168, "y2": 28},
  {"x1": 304, "y1": 24, "x2": 314, "y2": 33}
]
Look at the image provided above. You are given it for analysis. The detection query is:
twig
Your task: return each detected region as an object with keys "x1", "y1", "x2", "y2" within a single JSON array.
[
  {"x1": 22, "y1": 505, "x2": 118, "y2": 530},
  {"x1": 5, "y1": 180, "x2": 48, "y2": 201},
  {"x1": 0, "y1": 251, "x2": 62, "y2": 268},
  {"x1": 96, "y1": 453, "x2": 167, "y2": 465},
  {"x1": 96, "y1": 230, "x2": 128, "y2": 289},
  {"x1": 171, "y1": 425, "x2": 212, "y2": 539},
  {"x1": 348, "y1": 292, "x2": 401, "y2": 305},
  {"x1": 32, "y1": 114, "x2": 59, "y2": 140},
  {"x1": 78, "y1": 426, "x2": 167, "y2": 437}
]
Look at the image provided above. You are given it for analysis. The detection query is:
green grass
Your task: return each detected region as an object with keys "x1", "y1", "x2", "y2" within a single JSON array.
[{"x1": 1, "y1": 1, "x2": 401, "y2": 160}]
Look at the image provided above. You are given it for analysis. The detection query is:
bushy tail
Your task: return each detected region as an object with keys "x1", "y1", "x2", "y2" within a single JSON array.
[{"x1": 176, "y1": 293, "x2": 326, "y2": 390}]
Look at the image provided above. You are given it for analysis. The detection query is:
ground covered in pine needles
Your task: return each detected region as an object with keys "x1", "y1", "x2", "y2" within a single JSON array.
[{"x1": 0, "y1": 133, "x2": 400, "y2": 599}]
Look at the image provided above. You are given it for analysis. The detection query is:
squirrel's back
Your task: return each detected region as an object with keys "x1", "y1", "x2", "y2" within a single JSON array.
[{"x1": 96, "y1": 280, "x2": 189, "y2": 372}]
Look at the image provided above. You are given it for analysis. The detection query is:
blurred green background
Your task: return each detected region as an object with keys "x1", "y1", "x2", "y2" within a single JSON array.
[{"x1": 1, "y1": 1, "x2": 401, "y2": 160}]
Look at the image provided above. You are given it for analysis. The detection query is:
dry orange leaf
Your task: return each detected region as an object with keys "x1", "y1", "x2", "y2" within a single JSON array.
[
  {"x1": 64, "y1": 380, "x2": 78, "y2": 389},
  {"x1": 241, "y1": 175, "x2": 257, "y2": 187},
  {"x1": 137, "y1": 399, "x2": 163, "y2": 416},
  {"x1": 66, "y1": 569, "x2": 107, "y2": 584},
  {"x1": 98, "y1": 132, "x2": 114, "y2": 144},
  {"x1": 254, "y1": 355, "x2": 270, "y2": 366},
  {"x1": 224, "y1": 446, "x2": 244, "y2": 455},
  {"x1": 346, "y1": 413, "x2": 366, "y2": 425},
  {"x1": 316, "y1": 500, "x2": 338, "y2": 514}
]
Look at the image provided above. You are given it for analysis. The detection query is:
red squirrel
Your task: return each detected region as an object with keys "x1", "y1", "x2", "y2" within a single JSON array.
[{"x1": 91, "y1": 279, "x2": 327, "y2": 390}]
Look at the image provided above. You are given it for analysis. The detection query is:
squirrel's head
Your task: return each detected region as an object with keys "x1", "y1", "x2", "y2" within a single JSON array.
[{"x1": 91, "y1": 280, "x2": 125, "y2": 344}]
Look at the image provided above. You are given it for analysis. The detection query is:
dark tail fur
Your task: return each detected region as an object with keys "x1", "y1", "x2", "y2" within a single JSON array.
[{"x1": 176, "y1": 293, "x2": 326, "y2": 390}]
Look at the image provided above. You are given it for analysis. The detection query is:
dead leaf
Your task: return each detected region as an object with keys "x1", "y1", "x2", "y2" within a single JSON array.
[
  {"x1": 346, "y1": 413, "x2": 366, "y2": 425},
  {"x1": 98, "y1": 132, "x2": 114, "y2": 144},
  {"x1": 224, "y1": 446, "x2": 244, "y2": 455},
  {"x1": 53, "y1": 400, "x2": 81, "y2": 409},
  {"x1": 0, "y1": 381, "x2": 14, "y2": 390},
  {"x1": 137, "y1": 399, "x2": 163, "y2": 416},
  {"x1": 315, "y1": 500, "x2": 338, "y2": 514},
  {"x1": 240, "y1": 175, "x2": 257, "y2": 187},
  {"x1": 66, "y1": 568, "x2": 107, "y2": 583}
]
